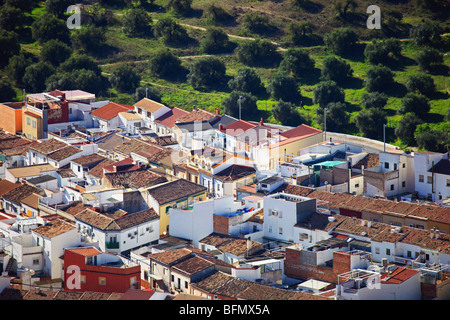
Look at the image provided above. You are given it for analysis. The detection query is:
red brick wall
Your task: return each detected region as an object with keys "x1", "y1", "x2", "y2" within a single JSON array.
[
  {"x1": 333, "y1": 251, "x2": 352, "y2": 275},
  {"x1": 284, "y1": 249, "x2": 353, "y2": 284},
  {"x1": 213, "y1": 215, "x2": 229, "y2": 234}
]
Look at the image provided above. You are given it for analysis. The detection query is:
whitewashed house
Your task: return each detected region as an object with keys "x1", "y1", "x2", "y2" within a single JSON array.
[
  {"x1": 263, "y1": 193, "x2": 317, "y2": 243},
  {"x1": 74, "y1": 207, "x2": 160, "y2": 254},
  {"x1": 31, "y1": 219, "x2": 81, "y2": 280}
]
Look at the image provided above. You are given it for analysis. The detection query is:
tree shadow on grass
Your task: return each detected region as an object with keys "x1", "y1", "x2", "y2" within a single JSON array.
[
  {"x1": 388, "y1": 55, "x2": 417, "y2": 72},
  {"x1": 385, "y1": 82, "x2": 408, "y2": 98},
  {"x1": 298, "y1": 68, "x2": 321, "y2": 86},
  {"x1": 342, "y1": 43, "x2": 366, "y2": 63},
  {"x1": 340, "y1": 77, "x2": 364, "y2": 90},
  {"x1": 422, "y1": 112, "x2": 445, "y2": 124}
]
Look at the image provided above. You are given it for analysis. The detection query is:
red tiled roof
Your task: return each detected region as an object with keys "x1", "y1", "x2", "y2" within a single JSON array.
[
  {"x1": 154, "y1": 107, "x2": 190, "y2": 128},
  {"x1": 91, "y1": 102, "x2": 134, "y2": 120},
  {"x1": 380, "y1": 267, "x2": 419, "y2": 284},
  {"x1": 67, "y1": 247, "x2": 101, "y2": 257},
  {"x1": 281, "y1": 124, "x2": 322, "y2": 139},
  {"x1": 220, "y1": 120, "x2": 257, "y2": 137}
]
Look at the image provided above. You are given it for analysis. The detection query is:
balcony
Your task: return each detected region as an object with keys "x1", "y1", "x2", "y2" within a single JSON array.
[{"x1": 106, "y1": 242, "x2": 120, "y2": 249}]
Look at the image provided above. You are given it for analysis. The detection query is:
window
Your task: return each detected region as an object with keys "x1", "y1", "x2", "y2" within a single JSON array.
[
  {"x1": 394, "y1": 163, "x2": 397, "y2": 170},
  {"x1": 355, "y1": 183, "x2": 359, "y2": 188},
  {"x1": 447, "y1": 179, "x2": 450, "y2": 187},
  {"x1": 27, "y1": 117, "x2": 31, "y2": 125},
  {"x1": 32, "y1": 120, "x2": 36, "y2": 128},
  {"x1": 427, "y1": 176, "x2": 432, "y2": 184},
  {"x1": 185, "y1": 281, "x2": 188, "y2": 289},
  {"x1": 402, "y1": 181, "x2": 406, "y2": 188},
  {"x1": 99, "y1": 277, "x2": 106, "y2": 285},
  {"x1": 278, "y1": 227, "x2": 283, "y2": 235},
  {"x1": 390, "y1": 184, "x2": 394, "y2": 191},
  {"x1": 419, "y1": 175, "x2": 424, "y2": 183},
  {"x1": 386, "y1": 248, "x2": 391, "y2": 255},
  {"x1": 384, "y1": 162, "x2": 389, "y2": 169},
  {"x1": 407, "y1": 251, "x2": 412, "y2": 258},
  {"x1": 171, "y1": 275, "x2": 174, "y2": 282},
  {"x1": 32, "y1": 259, "x2": 39, "y2": 265},
  {"x1": 402, "y1": 163, "x2": 406, "y2": 168},
  {"x1": 375, "y1": 248, "x2": 380, "y2": 254},
  {"x1": 268, "y1": 226, "x2": 272, "y2": 233}
]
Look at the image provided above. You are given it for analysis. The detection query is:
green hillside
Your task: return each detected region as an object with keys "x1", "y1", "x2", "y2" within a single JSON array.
[{"x1": 0, "y1": 0, "x2": 449, "y2": 152}]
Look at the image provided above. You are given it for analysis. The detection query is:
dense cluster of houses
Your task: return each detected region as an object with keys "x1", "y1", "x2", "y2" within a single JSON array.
[{"x1": 0, "y1": 89, "x2": 449, "y2": 301}]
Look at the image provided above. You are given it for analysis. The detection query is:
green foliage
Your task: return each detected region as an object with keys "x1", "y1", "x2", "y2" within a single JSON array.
[
  {"x1": 405, "y1": 73, "x2": 435, "y2": 97},
  {"x1": 360, "y1": 92, "x2": 388, "y2": 110},
  {"x1": 280, "y1": 48, "x2": 315, "y2": 78},
  {"x1": 0, "y1": 29, "x2": 20, "y2": 67},
  {"x1": 109, "y1": 64, "x2": 141, "y2": 93},
  {"x1": 410, "y1": 19, "x2": 443, "y2": 46},
  {"x1": 59, "y1": 54, "x2": 102, "y2": 76},
  {"x1": 45, "y1": 0, "x2": 73, "y2": 18},
  {"x1": 133, "y1": 86, "x2": 162, "y2": 103},
  {"x1": 153, "y1": 17, "x2": 189, "y2": 46},
  {"x1": 203, "y1": 5, "x2": 233, "y2": 25},
  {"x1": 267, "y1": 71, "x2": 301, "y2": 103},
  {"x1": 242, "y1": 13, "x2": 274, "y2": 35},
  {"x1": 187, "y1": 56, "x2": 226, "y2": 90},
  {"x1": 222, "y1": 91, "x2": 258, "y2": 120},
  {"x1": 72, "y1": 25, "x2": 107, "y2": 54},
  {"x1": 148, "y1": 49, "x2": 183, "y2": 80},
  {"x1": 320, "y1": 56, "x2": 353, "y2": 85},
  {"x1": 6, "y1": 51, "x2": 33, "y2": 86},
  {"x1": 121, "y1": 8, "x2": 152, "y2": 37},
  {"x1": 398, "y1": 92, "x2": 430, "y2": 117},
  {"x1": 415, "y1": 125, "x2": 450, "y2": 153},
  {"x1": 416, "y1": 47, "x2": 444, "y2": 71},
  {"x1": 46, "y1": 69, "x2": 107, "y2": 95},
  {"x1": 316, "y1": 101, "x2": 350, "y2": 133},
  {"x1": 22, "y1": 61, "x2": 55, "y2": 93},
  {"x1": 365, "y1": 65, "x2": 395, "y2": 93},
  {"x1": 324, "y1": 27, "x2": 358, "y2": 56},
  {"x1": 200, "y1": 27, "x2": 231, "y2": 54},
  {"x1": 228, "y1": 68, "x2": 265, "y2": 96},
  {"x1": 312, "y1": 81, "x2": 345, "y2": 107},
  {"x1": 31, "y1": 13, "x2": 70, "y2": 44},
  {"x1": 395, "y1": 112, "x2": 423, "y2": 146},
  {"x1": 0, "y1": 78, "x2": 16, "y2": 101},
  {"x1": 40, "y1": 39, "x2": 72, "y2": 67},
  {"x1": 354, "y1": 108, "x2": 387, "y2": 140},
  {"x1": 272, "y1": 100, "x2": 303, "y2": 126},
  {"x1": 236, "y1": 38, "x2": 280, "y2": 67},
  {"x1": 0, "y1": 5, "x2": 26, "y2": 31},
  {"x1": 167, "y1": 0, "x2": 193, "y2": 16},
  {"x1": 285, "y1": 21, "x2": 315, "y2": 46},
  {"x1": 364, "y1": 38, "x2": 402, "y2": 65}
]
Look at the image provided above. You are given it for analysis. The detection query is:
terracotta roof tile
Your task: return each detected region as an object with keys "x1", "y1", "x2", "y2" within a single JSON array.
[
  {"x1": 176, "y1": 108, "x2": 217, "y2": 123},
  {"x1": 91, "y1": 102, "x2": 134, "y2": 121},
  {"x1": 154, "y1": 107, "x2": 190, "y2": 128},
  {"x1": 146, "y1": 179, "x2": 206, "y2": 205},
  {"x1": 29, "y1": 138, "x2": 69, "y2": 155},
  {"x1": 32, "y1": 219, "x2": 75, "y2": 238},
  {"x1": 380, "y1": 267, "x2": 419, "y2": 284},
  {"x1": 134, "y1": 98, "x2": 167, "y2": 113}
]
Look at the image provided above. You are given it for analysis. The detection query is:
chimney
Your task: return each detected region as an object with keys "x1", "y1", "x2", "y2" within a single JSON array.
[
  {"x1": 219, "y1": 124, "x2": 223, "y2": 131},
  {"x1": 430, "y1": 229, "x2": 435, "y2": 239},
  {"x1": 216, "y1": 108, "x2": 220, "y2": 115},
  {"x1": 260, "y1": 117, "x2": 264, "y2": 126}
]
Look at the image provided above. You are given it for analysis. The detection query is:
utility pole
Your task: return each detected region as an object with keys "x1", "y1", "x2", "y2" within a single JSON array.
[
  {"x1": 324, "y1": 107, "x2": 328, "y2": 141},
  {"x1": 238, "y1": 95, "x2": 243, "y2": 120}
]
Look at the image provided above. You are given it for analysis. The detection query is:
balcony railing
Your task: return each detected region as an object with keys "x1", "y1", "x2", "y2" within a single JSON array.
[{"x1": 106, "y1": 242, "x2": 120, "y2": 249}]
